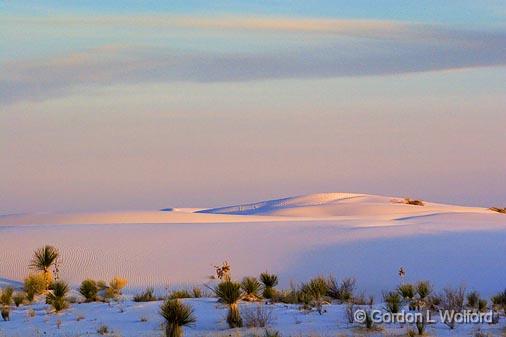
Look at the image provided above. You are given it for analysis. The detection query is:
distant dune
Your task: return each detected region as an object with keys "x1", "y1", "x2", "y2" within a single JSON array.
[{"x1": 0, "y1": 193, "x2": 505, "y2": 294}]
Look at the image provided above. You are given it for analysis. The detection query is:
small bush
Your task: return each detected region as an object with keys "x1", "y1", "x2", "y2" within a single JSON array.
[
  {"x1": 491, "y1": 289, "x2": 506, "y2": 313},
  {"x1": 260, "y1": 273, "x2": 278, "y2": 300},
  {"x1": 192, "y1": 287, "x2": 202, "y2": 298},
  {"x1": 97, "y1": 324, "x2": 110, "y2": 335},
  {"x1": 327, "y1": 276, "x2": 356, "y2": 303},
  {"x1": 264, "y1": 329, "x2": 281, "y2": 337},
  {"x1": 404, "y1": 198, "x2": 425, "y2": 206},
  {"x1": 241, "y1": 277, "x2": 261, "y2": 301},
  {"x1": 243, "y1": 304, "x2": 274, "y2": 328},
  {"x1": 46, "y1": 280, "x2": 69, "y2": 312},
  {"x1": 24, "y1": 273, "x2": 47, "y2": 302},
  {"x1": 441, "y1": 286, "x2": 466, "y2": 329},
  {"x1": 383, "y1": 291, "x2": 401, "y2": 313},
  {"x1": 104, "y1": 276, "x2": 127, "y2": 300},
  {"x1": 80, "y1": 279, "x2": 99, "y2": 302},
  {"x1": 13, "y1": 291, "x2": 26, "y2": 307},
  {"x1": 169, "y1": 289, "x2": 193, "y2": 300},
  {"x1": 301, "y1": 276, "x2": 329, "y2": 314},
  {"x1": 489, "y1": 207, "x2": 506, "y2": 214},
  {"x1": 467, "y1": 291, "x2": 480, "y2": 309},
  {"x1": 1, "y1": 306, "x2": 10, "y2": 321},
  {"x1": 160, "y1": 299, "x2": 196, "y2": 337},
  {"x1": 0, "y1": 287, "x2": 14, "y2": 306},
  {"x1": 416, "y1": 281, "x2": 432, "y2": 300},
  {"x1": 134, "y1": 287, "x2": 157, "y2": 302}
]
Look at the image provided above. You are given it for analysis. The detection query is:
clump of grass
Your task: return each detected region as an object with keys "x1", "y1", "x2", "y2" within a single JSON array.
[
  {"x1": 79, "y1": 279, "x2": 99, "y2": 302},
  {"x1": 169, "y1": 289, "x2": 193, "y2": 300},
  {"x1": 46, "y1": 280, "x2": 69, "y2": 312},
  {"x1": 491, "y1": 289, "x2": 506, "y2": 313},
  {"x1": 489, "y1": 207, "x2": 506, "y2": 214},
  {"x1": 264, "y1": 329, "x2": 281, "y2": 337},
  {"x1": 160, "y1": 299, "x2": 196, "y2": 337},
  {"x1": 192, "y1": 287, "x2": 202, "y2": 298},
  {"x1": 398, "y1": 283, "x2": 416, "y2": 309},
  {"x1": 260, "y1": 272, "x2": 278, "y2": 300},
  {"x1": 404, "y1": 198, "x2": 425, "y2": 206},
  {"x1": 134, "y1": 287, "x2": 157, "y2": 302},
  {"x1": 24, "y1": 273, "x2": 47, "y2": 302},
  {"x1": 215, "y1": 280, "x2": 243, "y2": 328},
  {"x1": 29, "y1": 245, "x2": 60, "y2": 289},
  {"x1": 241, "y1": 277, "x2": 261, "y2": 301}
]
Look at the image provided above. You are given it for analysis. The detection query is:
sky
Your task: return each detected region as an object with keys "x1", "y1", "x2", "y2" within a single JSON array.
[{"x1": 1, "y1": 1, "x2": 506, "y2": 212}]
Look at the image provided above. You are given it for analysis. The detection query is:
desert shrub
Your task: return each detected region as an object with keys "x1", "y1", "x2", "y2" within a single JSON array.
[
  {"x1": 383, "y1": 291, "x2": 401, "y2": 313},
  {"x1": 243, "y1": 304, "x2": 274, "y2": 328},
  {"x1": 29, "y1": 245, "x2": 60, "y2": 289},
  {"x1": 301, "y1": 276, "x2": 329, "y2": 314},
  {"x1": 441, "y1": 286, "x2": 466, "y2": 329},
  {"x1": 260, "y1": 273, "x2": 278, "y2": 300},
  {"x1": 13, "y1": 291, "x2": 26, "y2": 307},
  {"x1": 24, "y1": 273, "x2": 47, "y2": 302},
  {"x1": 215, "y1": 281, "x2": 243, "y2": 328},
  {"x1": 491, "y1": 289, "x2": 506, "y2": 313},
  {"x1": 0, "y1": 287, "x2": 13, "y2": 306},
  {"x1": 241, "y1": 277, "x2": 261, "y2": 301},
  {"x1": 398, "y1": 283, "x2": 416, "y2": 309},
  {"x1": 169, "y1": 289, "x2": 193, "y2": 300},
  {"x1": 264, "y1": 329, "x2": 281, "y2": 337},
  {"x1": 104, "y1": 276, "x2": 127, "y2": 299},
  {"x1": 467, "y1": 291, "x2": 480, "y2": 310},
  {"x1": 160, "y1": 299, "x2": 196, "y2": 337},
  {"x1": 327, "y1": 276, "x2": 356, "y2": 303},
  {"x1": 489, "y1": 207, "x2": 506, "y2": 214},
  {"x1": 80, "y1": 279, "x2": 99, "y2": 302},
  {"x1": 404, "y1": 198, "x2": 425, "y2": 206},
  {"x1": 134, "y1": 287, "x2": 157, "y2": 302},
  {"x1": 1, "y1": 306, "x2": 9, "y2": 321},
  {"x1": 416, "y1": 281, "x2": 432, "y2": 300},
  {"x1": 97, "y1": 324, "x2": 110, "y2": 335},
  {"x1": 46, "y1": 280, "x2": 69, "y2": 312},
  {"x1": 192, "y1": 287, "x2": 202, "y2": 298}
]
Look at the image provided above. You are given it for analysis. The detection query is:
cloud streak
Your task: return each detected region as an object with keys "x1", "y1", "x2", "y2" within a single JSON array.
[{"x1": 2, "y1": 16, "x2": 506, "y2": 104}]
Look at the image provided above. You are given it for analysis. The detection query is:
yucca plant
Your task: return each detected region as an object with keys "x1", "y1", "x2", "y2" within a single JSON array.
[
  {"x1": 241, "y1": 277, "x2": 261, "y2": 301},
  {"x1": 260, "y1": 273, "x2": 278, "y2": 300},
  {"x1": 383, "y1": 291, "x2": 401, "y2": 313},
  {"x1": 215, "y1": 281, "x2": 243, "y2": 328},
  {"x1": 46, "y1": 280, "x2": 69, "y2": 312},
  {"x1": 29, "y1": 245, "x2": 59, "y2": 289},
  {"x1": 79, "y1": 279, "x2": 99, "y2": 302},
  {"x1": 160, "y1": 299, "x2": 196, "y2": 337}
]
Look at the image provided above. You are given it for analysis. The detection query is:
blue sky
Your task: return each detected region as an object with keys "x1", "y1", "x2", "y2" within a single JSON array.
[{"x1": 1, "y1": 1, "x2": 506, "y2": 212}]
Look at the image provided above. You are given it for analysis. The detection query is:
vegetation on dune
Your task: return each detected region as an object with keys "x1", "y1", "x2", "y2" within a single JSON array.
[
  {"x1": 134, "y1": 287, "x2": 157, "y2": 302},
  {"x1": 489, "y1": 207, "x2": 506, "y2": 214},
  {"x1": 241, "y1": 276, "x2": 262, "y2": 301},
  {"x1": 160, "y1": 299, "x2": 196, "y2": 337},
  {"x1": 403, "y1": 198, "x2": 425, "y2": 206},
  {"x1": 327, "y1": 276, "x2": 356, "y2": 303},
  {"x1": 46, "y1": 280, "x2": 70, "y2": 312},
  {"x1": 79, "y1": 279, "x2": 99, "y2": 302},
  {"x1": 24, "y1": 273, "x2": 47, "y2": 302},
  {"x1": 29, "y1": 245, "x2": 59, "y2": 289},
  {"x1": 215, "y1": 280, "x2": 243, "y2": 328},
  {"x1": 260, "y1": 272, "x2": 278, "y2": 300},
  {"x1": 1, "y1": 286, "x2": 13, "y2": 321},
  {"x1": 300, "y1": 276, "x2": 329, "y2": 314}
]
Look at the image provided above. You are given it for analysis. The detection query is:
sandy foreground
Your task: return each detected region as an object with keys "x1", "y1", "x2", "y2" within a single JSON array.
[{"x1": 1, "y1": 193, "x2": 505, "y2": 294}]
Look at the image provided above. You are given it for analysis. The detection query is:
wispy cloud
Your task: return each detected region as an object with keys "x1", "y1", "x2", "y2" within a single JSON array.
[{"x1": 2, "y1": 15, "x2": 506, "y2": 104}]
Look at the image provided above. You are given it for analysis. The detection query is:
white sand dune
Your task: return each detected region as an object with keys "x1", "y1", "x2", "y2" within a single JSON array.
[{"x1": 0, "y1": 192, "x2": 505, "y2": 295}]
